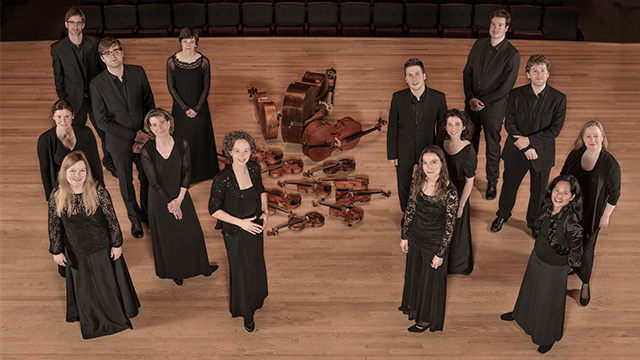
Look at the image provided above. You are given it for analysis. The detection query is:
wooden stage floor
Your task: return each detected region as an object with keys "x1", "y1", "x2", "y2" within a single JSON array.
[{"x1": 1, "y1": 37, "x2": 639, "y2": 359}]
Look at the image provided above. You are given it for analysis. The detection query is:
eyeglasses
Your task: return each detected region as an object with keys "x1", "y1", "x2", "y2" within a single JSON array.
[
  {"x1": 66, "y1": 20, "x2": 84, "y2": 26},
  {"x1": 101, "y1": 48, "x2": 122, "y2": 57}
]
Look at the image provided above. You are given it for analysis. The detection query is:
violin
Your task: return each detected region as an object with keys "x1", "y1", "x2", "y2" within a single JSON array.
[
  {"x1": 335, "y1": 188, "x2": 391, "y2": 205},
  {"x1": 248, "y1": 87, "x2": 280, "y2": 140},
  {"x1": 301, "y1": 117, "x2": 387, "y2": 162},
  {"x1": 267, "y1": 202, "x2": 297, "y2": 217},
  {"x1": 277, "y1": 179, "x2": 332, "y2": 200},
  {"x1": 266, "y1": 188, "x2": 302, "y2": 209},
  {"x1": 319, "y1": 175, "x2": 369, "y2": 191},
  {"x1": 303, "y1": 158, "x2": 356, "y2": 177},
  {"x1": 261, "y1": 158, "x2": 304, "y2": 177},
  {"x1": 311, "y1": 200, "x2": 364, "y2": 227},
  {"x1": 267, "y1": 211, "x2": 325, "y2": 236}
]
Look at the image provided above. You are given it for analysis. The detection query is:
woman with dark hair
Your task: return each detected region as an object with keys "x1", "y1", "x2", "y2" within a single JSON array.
[
  {"x1": 209, "y1": 131, "x2": 268, "y2": 333},
  {"x1": 441, "y1": 108, "x2": 476, "y2": 275},
  {"x1": 501, "y1": 174, "x2": 583, "y2": 354},
  {"x1": 48, "y1": 151, "x2": 139, "y2": 339},
  {"x1": 141, "y1": 108, "x2": 217, "y2": 286},
  {"x1": 399, "y1": 145, "x2": 459, "y2": 332},
  {"x1": 166, "y1": 27, "x2": 219, "y2": 184},
  {"x1": 561, "y1": 120, "x2": 620, "y2": 306}
]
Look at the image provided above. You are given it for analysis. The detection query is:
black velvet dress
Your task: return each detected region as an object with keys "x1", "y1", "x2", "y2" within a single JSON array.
[
  {"x1": 48, "y1": 184, "x2": 140, "y2": 339},
  {"x1": 445, "y1": 143, "x2": 477, "y2": 275},
  {"x1": 166, "y1": 54, "x2": 219, "y2": 184},
  {"x1": 399, "y1": 184, "x2": 458, "y2": 331},
  {"x1": 141, "y1": 137, "x2": 212, "y2": 280}
]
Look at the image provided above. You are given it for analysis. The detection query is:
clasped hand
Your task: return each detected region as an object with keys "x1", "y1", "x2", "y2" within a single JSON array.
[{"x1": 167, "y1": 197, "x2": 183, "y2": 220}]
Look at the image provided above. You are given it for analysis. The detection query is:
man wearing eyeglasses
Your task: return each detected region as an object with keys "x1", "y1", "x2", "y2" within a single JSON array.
[
  {"x1": 51, "y1": 7, "x2": 114, "y2": 175},
  {"x1": 91, "y1": 37, "x2": 155, "y2": 238}
]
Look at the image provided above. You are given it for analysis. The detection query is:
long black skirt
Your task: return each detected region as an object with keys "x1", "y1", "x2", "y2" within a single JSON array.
[
  {"x1": 399, "y1": 246, "x2": 448, "y2": 331},
  {"x1": 448, "y1": 201, "x2": 473, "y2": 275},
  {"x1": 65, "y1": 247, "x2": 140, "y2": 339},
  {"x1": 224, "y1": 230, "x2": 268, "y2": 321},
  {"x1": 513, "y1": 250, "x2": 568, "y2": 346}
]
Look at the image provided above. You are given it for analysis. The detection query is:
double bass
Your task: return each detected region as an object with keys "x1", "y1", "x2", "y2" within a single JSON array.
[{"x1": 248, "y1": 87, "x2": 280, "y2": 140}]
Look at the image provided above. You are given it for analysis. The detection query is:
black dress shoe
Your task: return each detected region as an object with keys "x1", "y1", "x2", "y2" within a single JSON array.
[
  {"x1": 105, "y1": 166, "x2": 117, "y2": 178},
  {"x1": 244, "y1": 320, "x2": 255, "y2": 332},
  {"x1": 491, "y1": 217, "x2": 508, "y2": 232},
  {"x1": 538, "y1": 343, "x2": 554, "y2": 354},
  {"x1": 140, "y1": 215, "x2": 149, "y2": 224},
  {"x1": 173, "y1": 278, "x2": 183, "y2": 286},
  {"x1": 500, "y1": 312, "x2": 514, "y2": 321},
  {"x1": 131, "y1": 223, "x2": 143, "y2": 238},
  {"x1": 486, "y1": 182, "x2": 497, "y2": 200},
  {"x1": 580, "y1": 284, "x2": 590, "y2": 306},
  {"x1": 204, "y1": 265, "x2": 219, "y2": 276},
  {"x1": 408, "y1": 324, "x2": 428, "y2": 333}
]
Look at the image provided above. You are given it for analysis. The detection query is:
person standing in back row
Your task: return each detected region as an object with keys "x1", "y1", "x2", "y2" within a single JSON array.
[{"x1": 463, "y1": 9, "x2": 520, "y2": 200}]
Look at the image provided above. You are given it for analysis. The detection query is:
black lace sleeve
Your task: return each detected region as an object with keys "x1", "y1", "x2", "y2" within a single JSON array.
[
  {"x1": 141, "y1": 141, "x2": 173, "y2": 202},
  {"x1": 48, "y1": 188, "x2": 64, "y2": 255},
  {"x1": 401, "y1": 196, "x2": 416, "y2": 240},
  {"x1": 193, "y1": 55, "x2": 210, "y2": 113},
  {"x1": 209, "y1": 172, "x2": 226, "y2": 216},
  {"x1": 97, "y1": 183, "x2": 123, "y2": 248},
  {"x1": 166, "y1": 56, "x2": 189, "y2": 111},
  {"x1": 565, "y1": 211, "x2": 584, "y2": 267},
  {"x1": 436, "y1": 185, "x2": 460, "y2": 257},
  {"x1": 179, "y1": 137, "x2": 191, "y2": 189}
]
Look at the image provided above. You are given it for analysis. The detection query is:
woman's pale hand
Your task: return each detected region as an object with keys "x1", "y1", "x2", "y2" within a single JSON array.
[
  {"x1": 400, "y1": 239, "x2": 409, "y2": 253},
  {"x1": 599, "y1": 214, "x2": 610, "y2": 229},
  {"x1": 457, "y1": 206, "x2": 464, "y2": 218},
  {"x1": 186, "y1": 108, "x2": 197, "y2": 118},
  {"x1": 239, "y1": 216, "x2": 263, "y2": 235},
  {"x1": 431, "y1": 255, "x2": 443, "y2": 269},
  {"x1": 170, "y1": 207, "x2": 183, "y2": 220},
  {"x1": 260, "y1": 212, "x2": 269, "y2": 227},
  {"x1": 53, "y1": 253, "x2": 67, "y2": 266},
  {"x1": 110, "y1": 247, "x2": 122, "y2": 260}
]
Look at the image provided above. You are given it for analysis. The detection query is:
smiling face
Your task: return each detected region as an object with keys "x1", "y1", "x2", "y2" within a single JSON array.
[
  {"x1": 66, "y1": 160, "x2": 87, "y2": 191},
  {"x1": 445, "y1": 116, "x2": 466, "y2": 140},
  {"x1": 489, "y1": 16, "x2": 508, "y2": 42},
  {"x1": 405, "y1": 65, "x2": 426, "y2": 94},
  {"x1": 180, "y1": 37, "x2": 196, "y2": 52},
  {"x1": 148, "y1": 115, "x2": 170, "y2": 139},
  {"x1": 65, "y1": 15, "x2": 85, "y2": 37},
  {"x1": 231, "y1": 139, "x2": 252, "y2": 165},
  {"x1": 100, "y1": 44, "x2": 124, "y2": 69},
  {"x1": 421, "y1": 152, "x2": 442, "y2": 181},
  {"x1": 551, "y1": 180, "x2": 575, "y2": 210},
  {"x1": 583, "y1": 125, "x2": 604, "y2": 152},
  {"x1": 527, "y1": 63, "x2": 550, "y2": 88},
  {"x1": 53, "y1": 109, "x2": 74, "y2": 129}
]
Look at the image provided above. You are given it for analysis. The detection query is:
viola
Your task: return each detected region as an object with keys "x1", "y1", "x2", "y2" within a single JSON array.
[
  {"x1": 277, "y1": 179, "x2": 332, "y2": 200},
  {"x1": 261, "y1": 158, "x2": 304, "y2": 177},
  {"x1": 311, "y1": 200, "x2": 364, "y2": 227},
  {"x1": 248, "y1": 87, "x2": 280, "y2": 140},
  {"x1": 266, "y1": 188, "x2": 302, "y2": 209},
  {"x1": 267, "y1": 211, "x2": 325, "y2": 236},
  {"x1": 335, "y1": 188, "x2": 391, "y2": 205},
  {"x1": 301, "y1": 117, "x2": 387, "y2": 162},
  {"x1": 303, "y1": 158, "x2": 356, "y2": 177},
  {"x1": 319, "y1": 175, "x2": 369, "y2": 191}
]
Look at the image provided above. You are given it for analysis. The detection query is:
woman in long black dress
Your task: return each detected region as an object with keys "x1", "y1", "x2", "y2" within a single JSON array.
[
  {"x1": 399, "y1": 145, "x2": 459, "y2": 332},
  {"x1": 441, "y1": 109, "x2": 476, "y2": 275},
  {"x1": 501, "y1": 175, "x2": 584, "y2": 354},
  {"x1": 48, "y1": 151, "x2": 139, "y2": 339},
  {"x1": 141, "y1": 108, "x2": 217, "y2": 286},
  {"x1": 209, "y1": 131, "x2": 269, "y2": 333},
  {"x1": 166, "y1": 27, "x2": 219, "y2": 184},
  {"x1": 561, "y1": 120, "x2": 621, "y2": 306}
]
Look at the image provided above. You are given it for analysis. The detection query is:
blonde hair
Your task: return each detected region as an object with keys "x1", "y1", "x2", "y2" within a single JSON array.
[
  {"x1": 574, "y1": 120, "x2": 608, "y2": 151},
  {"x1": 143, "y1": 108, "x2": 175, "y2": 139},
  {"x1": 54, "y1": 151, "x2": 98, "y2": 217}
]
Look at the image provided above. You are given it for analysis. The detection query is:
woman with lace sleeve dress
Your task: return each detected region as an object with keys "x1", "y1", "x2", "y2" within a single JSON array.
[
  {"x1": 441, "y1": 109, "x2": 476, "y2": 275},
  {"x1": 209, "y1": 131, "x2": 269, "y2": 333},
  {"x1": 398, "y1": 145, "x2": 459, "y2": 333},
  {"x1": 48, "y1": 151, "x2": 139, "y2": 339},
  {"x1": 500, "y1": 175, "x2": 584, "y2": 354},
  {"x1": 166, "y1": 27, "x2": 219, "y2": 184},
  {"x1": 141, "y1": 109, "x2": 217, "y2": 287}
]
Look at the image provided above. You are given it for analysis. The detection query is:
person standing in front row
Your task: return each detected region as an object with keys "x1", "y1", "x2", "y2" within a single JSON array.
[
  {"x1": 209, "y1": 131, "x2": 269, "y2": 333},
  {"x1": 463, "y1": 9, "x2": 520, "y2": 201},
  {"x1": 50, "y1": 7, "x2": 113, "y2": 176},
  {"x1": 399, "y1": 146, "x2": 459, "y2": 333},
  {"x1": 387, "y1": 58, "x2": 447, "y2": 212},
  {"x1": 91, "y1": 37, "x2": 155, "y2": 239},
  {"x1": 491, "y1": 55, "x2": 567, "y2": 234}
]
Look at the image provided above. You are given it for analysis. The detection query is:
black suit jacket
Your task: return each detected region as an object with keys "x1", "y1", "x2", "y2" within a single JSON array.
[
  {"x1": 463, "y1": 38, "x2": 520, "y2": 118},
  {"x1": 502, "y1": 84, "x2": 567, "y2": 171},
  {"x1": 51, "y1": 35, "x2": 104, "y2": 112},
  {"x1": 387, "y1": 87, "x2": 448, "y2": 163},
  {"x1": 90, "y1": 65, "x2": 155, "y2": 154}
]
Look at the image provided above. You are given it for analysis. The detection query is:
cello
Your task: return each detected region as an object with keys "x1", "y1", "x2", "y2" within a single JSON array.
[
  {"x1": 248, "y1": 87, "x2": 280, "y2": 140},
  {"x1": 301, "y1": 117, "x2": 387, "y2": 162}
]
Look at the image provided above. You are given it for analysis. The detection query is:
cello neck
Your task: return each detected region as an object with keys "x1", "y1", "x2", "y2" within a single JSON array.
[{"x1": 342, "y1": 118, "x2": 385, "y2": 145}]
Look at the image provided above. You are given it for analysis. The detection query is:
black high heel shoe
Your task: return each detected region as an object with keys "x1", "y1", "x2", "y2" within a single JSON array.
[
  {"x1": 538, "y1": 343, "x2": 554, "y2": 353},
  {"x1": 580, "y1": 284, "x2": 590, "y2": 306},
  {"x1": 500, "y1": 312, "x2": 514, "y2": 321},
  {"x1": 244, "y1": 320, "x2": 255, "y2": 332},
  {"x1": 407, "y1": 324, "x2": 428, "y2": 333},
  {"x1": 173, "y1": 278, "x2": 183, "y2": 286}
]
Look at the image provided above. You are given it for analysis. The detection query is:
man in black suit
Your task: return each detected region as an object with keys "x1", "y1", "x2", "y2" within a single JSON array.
[
  {"x1": 463, "y1": 9, "x2": 520, "y2": 200},
  {"x1": 387, "y1": 58, "x2": 448, "y2": 212},
  {"x1": 491, "y1": 55, "x2": 567, "y2": 233},
  {"x1": 51, "y1": 7, "x2": 114, "y2": 175},
  {"x1": 91, "y1": 37, "x2": 155, "y2": 238}
]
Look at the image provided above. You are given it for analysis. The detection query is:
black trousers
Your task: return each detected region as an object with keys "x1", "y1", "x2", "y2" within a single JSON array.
[
  {"x1": 395, "y1": 157, "x2": 417, "y2": 212},
  {"x1": 74, "y1": 97, "x2": 113, "y2": 168},
  {"x1": 467, "y1": 107, "x2": 503, "y2": 184},
  {"x1": 496, "y1": 159, "x2": 550, "y2": 228},
  {"x1": 573, "y1": 230, "x2": 600, "y2": 284},
  {"x1": 112, "y1": 150, "x2": 148, "y2": 225}
]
